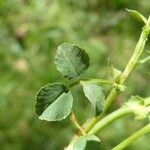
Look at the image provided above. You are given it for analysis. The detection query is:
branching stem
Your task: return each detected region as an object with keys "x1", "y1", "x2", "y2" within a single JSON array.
[
  {"x1": 67, "y1": 14, "x2": 150, "y2": 150},
  {"x1": 84, "y1": 15, "x2": 150, "y2": 134},
  {"x1": 88, "y1": 107, "x2": 133, "y2": 135},
  {"x1": 112, "y1": 124, "x2": 150, "y2": 150},
  {"x1": 69, "y1": 78, "x2": 114, "y2": 89}
]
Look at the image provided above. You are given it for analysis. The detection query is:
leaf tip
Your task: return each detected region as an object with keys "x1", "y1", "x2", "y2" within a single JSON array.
[{"x1": 125, "y1": 8, "x2": 130, "y2": 12}]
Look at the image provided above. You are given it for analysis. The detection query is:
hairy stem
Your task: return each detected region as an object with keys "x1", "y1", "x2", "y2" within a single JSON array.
[
  {"x1": 120, "y1": 19, "x2": 150, "y2": 84},
  {"x1": 84, "y1": 16, "x2": 150, "y2": 133},
  {"x1": 112, "y1": 124, "x2": 150, "y2": 150},
  {"x1": 66, "y1": 15, "x2": 150, "y2": 150},
  {"x1": 88, "y1": 107, "x2": 133, "y2": 135}
]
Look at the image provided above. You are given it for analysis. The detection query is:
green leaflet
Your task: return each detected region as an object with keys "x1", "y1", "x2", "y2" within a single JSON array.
[
  {"x1": 55, "y1": 43, "x2": 89, "y2": 79},
  {"x1": 35, "y1": 83, "x2": 73, "y2": 121},
  {"x1": 73, "y1": 135, "x2": 101, "y2": 150},
  {"x1": 80, "y1": 81, "x2": 105, "y2": 116},
  {"x1": 126, "y1": 9, "x2": 147, "y2": 24}
]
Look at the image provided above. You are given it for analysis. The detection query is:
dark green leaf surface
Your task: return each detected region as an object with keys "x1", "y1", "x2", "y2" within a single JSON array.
[
  {"x1": 35, "y1": 83, "x2": 73, "y2": 121},
  {"x1": 55, "y1": 43, "x2": 89, "y2": 79},
  {"x1": 80, "y1": 81, "x2": 105, "y2": 116},
  {"x1": 73, "y1": 135, "x2": 101, "y2": 150}
]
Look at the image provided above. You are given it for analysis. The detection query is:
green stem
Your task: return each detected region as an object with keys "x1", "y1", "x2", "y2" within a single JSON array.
[
  {"x1": 88, "y1": 107, "x2": 133, "y2": 135},
  {"x1": 68, "y1": 80, "x2": 80, "y2": 88},
  {"x1": 83, "y1": 16, "x2": 150, "y2": 133},
  {"x1": 120, "y1": 20, "x2": 150, "y2": 84},
  {"x1": 112, "y1": 124, "x2": 150, "y2": 150},
  {"x1": 84, "y1": 88, "x2": 119, "y2": 133},
  {"x1": 83, "y1": 78, "x2": 113, "y2": 85},
  {"x1": 69, "y1": 78, "x2": 113, "y2": 88}
]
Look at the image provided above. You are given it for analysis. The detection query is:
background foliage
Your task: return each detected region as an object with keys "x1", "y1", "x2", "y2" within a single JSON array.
[{"x1": 0, "y1": 0, "x2": 149, "y2": 149}]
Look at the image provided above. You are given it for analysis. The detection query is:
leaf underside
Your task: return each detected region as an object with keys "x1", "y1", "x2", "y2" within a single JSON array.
[
  {"x1": 35, "y1": 83, "x2": 73, "y2": 121},
  {"x1": 81, "y1": 81, "x2": 105, "y2": 116},
  {"x1": 73, "y1": 135, "x2": 101, "y2": 150}
]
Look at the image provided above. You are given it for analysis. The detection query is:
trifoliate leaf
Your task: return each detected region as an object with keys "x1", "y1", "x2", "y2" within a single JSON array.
[
  {"x1": 55, "y1": 43, "x2": 89, "y2": 79},
  {"x1": 80, "y1": 81, "x2": 105, "y2": 116},
  {"x1": 73, "y1": 135, "x2": 101, "y2": 150},
  {"x1": 126, "y1": 9, "x2": 147, "y2": 24},
  {"x1": 35, "y1": 83, "x2": 73, "y2": 121}
]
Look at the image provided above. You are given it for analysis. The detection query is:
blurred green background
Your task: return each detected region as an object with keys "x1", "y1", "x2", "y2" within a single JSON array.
[{"x1": 0, "y1": 0, "x2": 150, "y2": 150}]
